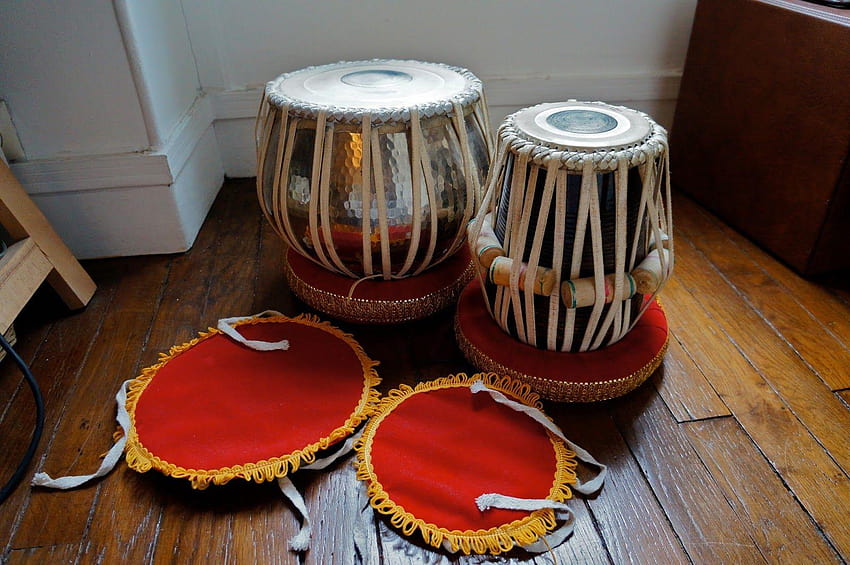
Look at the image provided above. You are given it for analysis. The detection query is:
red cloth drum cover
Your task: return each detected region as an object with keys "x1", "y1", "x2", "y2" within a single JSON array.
[
  {"x1": 456, "y1": 278, "x2": 669, "y2": 402},
  {"x1": 124, "y1": 315, "x2": 380, "y2": 489},
  {"x1": 355, "y1": 374, "x2": 578, "y2": 555}
]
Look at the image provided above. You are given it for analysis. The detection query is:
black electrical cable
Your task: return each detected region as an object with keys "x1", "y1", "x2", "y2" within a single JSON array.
[{"x1": 0, "y1": 331, "x2": 44, "y2": 505}]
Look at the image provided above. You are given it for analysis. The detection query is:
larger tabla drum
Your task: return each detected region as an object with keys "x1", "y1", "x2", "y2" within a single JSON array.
[{"x1": 257, "y1": 59, "x2": 492, "y2": 280}]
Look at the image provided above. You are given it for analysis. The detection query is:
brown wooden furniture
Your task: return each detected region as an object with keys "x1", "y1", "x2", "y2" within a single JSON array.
[
  {"x1": 671, "y1": 0, "x2": 850, "y2": 276},
  {"x1": 0, "y1": 161, "x2": 95, "y2": 336}
]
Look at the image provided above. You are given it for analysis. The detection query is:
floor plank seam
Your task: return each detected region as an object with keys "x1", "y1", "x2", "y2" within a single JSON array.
[
  {"x1": 705, "y1": 418, "x2": 849, "y2": 562},
  {"x1": 668, "y1": 270, "x2": 850, "y2": 483},
  {"x1": 751, "y1": 439, "x2": 845, "y2": 561},
  {"x1": 674, "y1": 413, "x2": 734, "y2": 425},
  {"x1": 608, "y1": 404, "x2": 693, "y2": 562},
  {"x1": 581, "y1": 497, "x2": 616, "y2": 565}
]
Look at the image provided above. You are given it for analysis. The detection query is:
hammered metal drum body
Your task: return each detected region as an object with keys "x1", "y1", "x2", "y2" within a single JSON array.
[
  {"x1": 257, "y1": 60, "x2": 492, "y2": 279},
  {"x1": 469, "y1": 101, "x2": 673, "y2": 353}
]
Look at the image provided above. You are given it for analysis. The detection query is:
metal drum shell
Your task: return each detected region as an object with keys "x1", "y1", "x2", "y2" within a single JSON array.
[
  {"x1": 257, "y1": 60, "x2": 492, "y2": 279},
  {"x1": 259, "y1": 108, "x2": 489, "y2": 276}
]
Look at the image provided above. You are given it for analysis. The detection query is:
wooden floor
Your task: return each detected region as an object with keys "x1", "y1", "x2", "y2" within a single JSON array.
[{"x1": 1, "y1": 178, "x2": 849, "y2": 564}]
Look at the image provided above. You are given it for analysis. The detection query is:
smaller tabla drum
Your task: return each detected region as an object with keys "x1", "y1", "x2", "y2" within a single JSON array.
[
  {"x1": 468, "y1": 101, "x2": 673, "y2": 353},
  {"x1": 256, "y1": 59, "x2": 492, "y2": 280}
]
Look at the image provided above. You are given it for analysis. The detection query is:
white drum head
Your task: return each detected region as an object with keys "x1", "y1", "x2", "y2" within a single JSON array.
[
  {"x1": 268, "y1": 60, "x2": 476, "y2": 114},
  {"x1": 512, "y1": 102, "x2": 652, "y2": 151}
]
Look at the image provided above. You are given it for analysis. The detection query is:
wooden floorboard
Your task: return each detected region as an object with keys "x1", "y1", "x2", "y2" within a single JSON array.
[
  {"x1": 14, "y1": 256, "x2": 171, "y2": 549},
  {"x1": 684, "y1": 417, "x2": 841, "y2": 563},
  {"x1": 1, "y1": 179, "x2": 849, "y2": 564},
  {"x1": 612, "y1": 387, "x2": 765, "y2": 563},
  {"x1": 651, "y1": 332, "x2": 730, "y2": 423},
  {"x1": 1, "y1": 261, "x2": 119, "y2": 553},
  {"x1": 662, "y1": 271, "x2": 850, "y2": 558},
  {"x1": 549, "y1": 403, "x2": 689, "y2": 565},
  {"x1": 673, "y1": 194, "x2": 850, "y2": 391},
  {"x1": 672, "y1": 234, "x2": 850, "y2": 481}
]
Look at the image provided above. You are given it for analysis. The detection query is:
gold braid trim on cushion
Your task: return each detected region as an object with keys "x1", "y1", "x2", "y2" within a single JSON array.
[
  {"x1": 123, "y1": 314, "x2": 381, "y2": 490},
  {"x1": 455, "y1": 314, "x2": 668, "y2": 403},
  {"x1": 284, "y1": 258, "x2": 476, "y2": 324},
  {"x1": 354, "y1": 372, "x2": 578, "y2": 555}
]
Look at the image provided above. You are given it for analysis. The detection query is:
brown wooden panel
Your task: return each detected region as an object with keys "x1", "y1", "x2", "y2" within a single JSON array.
[
  {"x1": 549, "y1": 402, "x2": 689, "y2": 564},
  {"x1": 685, "y1": 417, "x2": 840, "y2": 563},
  {"x1": 653, "y1": 332, "x2": 729, "y2": 422},
  {"x1": 673, "y1": 193, "x2": 850, "y2": 390},
  {"x1": 662, "y1": 268, "x2": 850, "y2": 557},
  {"x1": 671, "y1": 0, "x2": 850, "y2": 274},
  {"x1": 612, "y1": 387, "x2": 764, "y2": 563}
]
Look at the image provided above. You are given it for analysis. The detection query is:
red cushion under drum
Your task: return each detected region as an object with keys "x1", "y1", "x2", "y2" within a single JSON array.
[
  {"x1": 125, "y1": 315, "x2": 380, "y2": 489},
  {"x1": 284, "y1": 246, "x2": 475, "y2": 324},
  {"x1": 455, "y1": 278, "x2": 669, "y2": 402},
  {"x1": 355, "y1": 374, "x2": 577, "y2": 555}
]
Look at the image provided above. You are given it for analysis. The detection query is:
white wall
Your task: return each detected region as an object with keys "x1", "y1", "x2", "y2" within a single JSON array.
[
  {"x1": 0, "y1": 0, "x2": 223, "y2": 258},
  {"x1": 184, "y1": 0, "x2": 697, "y2": 177},
  {"x1": 117, "y1": 0, "x2": 202, "y2": 148},
  {"x1": 0, "y1": 0, "x2": 149, "y2": 159},
  {"x1": 184, "y1": 0, "x2": 696, "y2": 90}
]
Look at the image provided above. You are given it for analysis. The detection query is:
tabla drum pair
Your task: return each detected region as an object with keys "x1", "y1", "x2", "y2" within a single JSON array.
[
  {"x1": 458, "y1": 101, "x2": 673, "y2": 402},
  {"x1": 256, "y1": 59, "x2": 492, "y2": 323}
]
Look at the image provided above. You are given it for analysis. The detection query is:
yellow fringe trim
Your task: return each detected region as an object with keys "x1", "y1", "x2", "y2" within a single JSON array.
[
  {"x1": 284, "y1": 256, "x2": 476, "y2": 324},
  {"x1": 455, "y1": 300, "x2": 669, "y2": 402},
  {"x1": 124, "y1": 313, "x2": 381, "y2": 490},
  {"x1": 354, "y1": 372, "x2": 578, "y2": 555}
]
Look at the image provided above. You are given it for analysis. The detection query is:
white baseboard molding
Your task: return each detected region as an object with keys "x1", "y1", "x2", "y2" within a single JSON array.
[
  {"x1": 14, "y1": 95, "x2": 224, "y2": 258},
  {"x1": 210, "y1": 71, "x2": 681, "y2": 178}
]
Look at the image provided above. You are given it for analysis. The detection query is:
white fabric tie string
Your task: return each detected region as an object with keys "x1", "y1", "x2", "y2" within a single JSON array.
[
  {"x1": 278, "y1": 430, "x2": 363, "y2": 552},
  {"x1": 32, "y1": 379, "x2": 133, "y2": 489},
  {"x1": 216, "y1": 310, "x2": 289, "y2": 351},
  {"x1": 469, "y1": 380, "x2": 606, "y2": 495},
  {"x1": 475, "y1": 493, "x2": 577, "y2": 553},
  {"x1": 468, "y1": 380, "x2": 606, "y2": 553}
]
